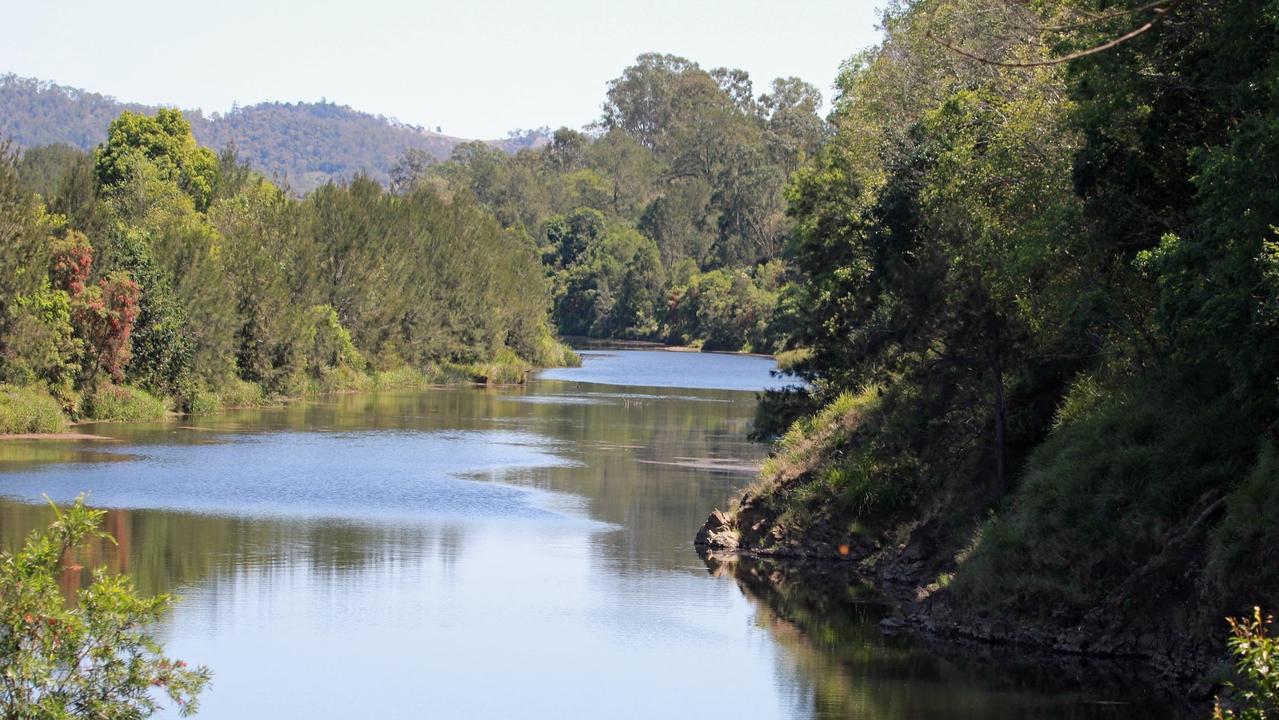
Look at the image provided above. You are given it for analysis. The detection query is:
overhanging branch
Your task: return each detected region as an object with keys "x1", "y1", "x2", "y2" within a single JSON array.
[{"x1": 927, "y1": 0, "x2": 1188, "y2": 68}]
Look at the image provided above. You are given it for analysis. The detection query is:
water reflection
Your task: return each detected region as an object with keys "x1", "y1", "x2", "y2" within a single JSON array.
[
  {"x1": 0, "y1": 351, "x2": 1193, "y2": 719},
  {"x1": 702, "y1": 551, "x2": 1196, "y2": 719}
]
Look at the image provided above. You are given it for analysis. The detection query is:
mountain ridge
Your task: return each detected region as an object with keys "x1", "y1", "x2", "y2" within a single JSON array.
[{"x1": 0, "y1": 73, "x2": 549, "y2": 193}]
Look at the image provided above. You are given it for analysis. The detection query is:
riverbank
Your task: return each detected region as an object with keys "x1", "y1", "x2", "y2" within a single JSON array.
[
  {"x1": 559, "y1": 336, "x2": 777, "y2": 360},
  {"x1": 0, "y1": 432, "x2": 116, "y2": 441},
  {"x1": 696, "y1": 503, "x2": 1226, "y2": 702},
  {"x1": 697, "y1": 547, "x2": 1198, "y2": 716},
  {"x1": 0, "y1": 346, "x2": 580, "y2": 438},
  {"x1": 694, "y1": 386, "x2": 1248, "y2": 704}
]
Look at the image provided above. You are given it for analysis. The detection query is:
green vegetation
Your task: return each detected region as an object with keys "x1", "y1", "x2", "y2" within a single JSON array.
[
  {"x1": 0, "y1": 106, "x2": 573, "y2": 433},
  {"x1": 751, "y1": 388, "x2": 910, "y2": 534},
  {"x1": 400, "y1": 54, "x2": 826, "y2": 352},
  {"x1": 0, "y1": 384, "x2": 64, "y2": 434},
  {"x1": 0, "y1": 496, "x2": 209, "y2": 717},
  {"x1": 710, "y1": 0, "x2": 1279, "y2": 675},
  {"x1": 956, "y1": 377, "x2": 1260, "y2": 610},
  {"x1": 2, "y1": 58, "x2": 817, "y2": 353},
  {"x1": 1215, "y1": 609, "x2": 1279, "y2": 719},
  {"x1": 83, "y1": 384, "x2": 168, "y2": 422}
]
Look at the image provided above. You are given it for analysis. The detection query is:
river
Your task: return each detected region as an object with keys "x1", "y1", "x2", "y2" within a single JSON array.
[{"x1": 0, "y1": 349, "x2": 1188, "y2": 718}]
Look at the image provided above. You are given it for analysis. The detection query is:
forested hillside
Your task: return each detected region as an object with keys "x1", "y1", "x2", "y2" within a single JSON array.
[
  {"x1": 699, "y1": 0, "x2": 1279, "y2": 690},
  {"x1": 0, "y1": 74, "x2": 547, "y2": 193},
  {"x1": 397, "y1": 54, "x2": 828, "y2": 351},
  {"x1": 0, "y1": 109, "x2": 573, "y2": 431}
]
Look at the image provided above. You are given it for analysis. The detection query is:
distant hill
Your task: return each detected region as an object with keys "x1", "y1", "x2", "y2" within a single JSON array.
[{"x1": 0, "y1": 74, "x2": 549, "y2": 193}]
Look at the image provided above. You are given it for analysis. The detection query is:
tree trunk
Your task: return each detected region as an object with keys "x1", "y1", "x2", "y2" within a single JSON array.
[{"x1": 988, "y1": 316, "x2": 1008, "y2": 492}]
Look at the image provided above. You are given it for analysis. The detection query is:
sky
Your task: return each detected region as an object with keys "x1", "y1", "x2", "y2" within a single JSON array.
[{"x1": 2, "y1": 0, "x2": 885, "y2": 139}]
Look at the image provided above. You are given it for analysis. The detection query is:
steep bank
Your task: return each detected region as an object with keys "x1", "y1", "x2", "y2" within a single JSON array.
[{"x1": 697, "y1": 382, "x2": 1277, "y2": 693}]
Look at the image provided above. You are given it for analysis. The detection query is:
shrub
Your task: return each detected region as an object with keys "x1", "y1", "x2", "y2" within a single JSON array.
[
  {"x1": 464, "y1": 348, "x2": 531, "y2": 385},
  {"x1": 373, "y1": 365, "x2": 430, "y2": 390},
  {"x1": 304, "y1": 363, "x2": 373, "y2": 396},
  {"x1": 0, "y1": 384, "x2": 66, "y2": 434},
  {"x1": 1215, "y1": 608, "x2": 1279, "y2": 719},
  {"x1": 184, "y1": 387, "x2": 222, "y2": 415},
  {"x1": 305, "y1": 305, "x2": 366, "y2": 374},
  {"x1": 83, "y1": 383, "x2": 167, "y2": 421},
  {"x1": 1210, "y1": 444, "x2": 1279, "y2": 593},
  {"x1": 216, "y1": 378, "x2": 266, "y2": 408},
  {"x1": 1052, "y1": 372, "x2": 1107, "y2": 430},
  {"x1": 0, "y1": 496, "x2": 210, "y2": 716},
  {"x1": 7, "y1": 282, "x2": 81, "y2": 402},
  {"x1": 533, "y1": 331, "x2": 582, "y2": 368}
]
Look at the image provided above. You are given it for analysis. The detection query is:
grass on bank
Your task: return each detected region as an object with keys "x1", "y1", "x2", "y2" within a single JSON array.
[
  {"x1": 952, "y1": 373, "x2": 1271, "y2": 614},
  {"x1": 0, "y1": 339, "x2": 580, "y2": 432},
  {"x1": 0, "y1": 384, "x2": 65, "y2": 434},
  {"x1": 741, "y1": 386, "x2": 924, "y2": 538},
  {"x1": 83, "y1": 384, "x2": 168, "y2": 422}
]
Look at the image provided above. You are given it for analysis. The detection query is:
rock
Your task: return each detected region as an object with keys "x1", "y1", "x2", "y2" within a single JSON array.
[{"x1": 694, "y1": 509, "x2": 739, "y2": 550}]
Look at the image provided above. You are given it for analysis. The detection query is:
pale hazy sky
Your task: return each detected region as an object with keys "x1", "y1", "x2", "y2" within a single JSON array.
[{"x1": 2, "y1": 1, "x2": 884, "y2": 139}]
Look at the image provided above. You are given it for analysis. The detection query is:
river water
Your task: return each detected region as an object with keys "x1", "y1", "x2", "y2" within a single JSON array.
[{"x1": 0, "y1": 350, "x2": 1188, "y2": 718}]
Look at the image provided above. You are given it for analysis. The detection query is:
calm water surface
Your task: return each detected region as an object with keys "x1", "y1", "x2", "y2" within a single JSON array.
[{"x1": 0, "y1": 350, "x2": 1187, "y2": 719}]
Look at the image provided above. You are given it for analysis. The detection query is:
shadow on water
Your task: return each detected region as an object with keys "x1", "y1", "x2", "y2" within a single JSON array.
[{"x1": 700, "y1": 549, "x2": 1200, "y2": 720}]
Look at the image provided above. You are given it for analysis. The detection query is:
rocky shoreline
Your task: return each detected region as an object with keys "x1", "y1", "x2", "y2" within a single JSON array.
[{"x1": 695, "y1": 506, "x2": 1227, "y2": 704}]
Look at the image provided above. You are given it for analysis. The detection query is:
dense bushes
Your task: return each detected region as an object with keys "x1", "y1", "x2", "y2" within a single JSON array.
[
  {"x1": 746, "y1": 388, "x2": 924, "y2": 537},
  {"x1": 0, "y1": 497, "x2": 210, "y2": 716},
  {"x1": 1211, "y1": 446, "x2": 1279, "y2": 600},
  {"x1": 1215, "y1": 608, "x2": 1279, "y2": 719},
  {"x1": 663, "y1": 262, "x2": 783, "y2": 351}
]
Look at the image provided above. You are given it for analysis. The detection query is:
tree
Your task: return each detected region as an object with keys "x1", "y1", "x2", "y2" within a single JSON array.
[
  {"x1": 95, "y1": 109, "x2": 220, "y2": 213},
  {"x1": 582, "y1": 129, "x2": 657, "y2": 218},
  {"x1": 0, "y1": 496, "x2": 209, "y2": 717},
  {"x1": 0, "y1": 144, "x2": 53, "y2": 367},
  {"x1": 48, "y1": 232, "x2": 143, "y2": 385},
  {"x1": 600, "y1": 53, "x2": 701, "y2": 153},
  {"x1": 759, "y1": 77, "x2": 826, "y2": 176},
  {"x1": 544, "y1": 207, "x2": 605, "y2": 269},
  {"x1": 389, "y1": 148, "x2": 434, "y2": 193}
]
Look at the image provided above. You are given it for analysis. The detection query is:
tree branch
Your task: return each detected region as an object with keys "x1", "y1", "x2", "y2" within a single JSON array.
[{"x1": 927, "y1": 0, "x2": 1187, "y2": 68}]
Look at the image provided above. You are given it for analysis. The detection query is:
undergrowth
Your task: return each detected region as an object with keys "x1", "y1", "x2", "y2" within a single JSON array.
[
  {"x1": 0, "y1": 384, "x2": 65, "y2": 433},
  {"x1": 953, "y1": 374, "x2": 1262, "y2": 614},
  {"x1": 83, "y1": 384, "x2": 167, "y2": 422}
]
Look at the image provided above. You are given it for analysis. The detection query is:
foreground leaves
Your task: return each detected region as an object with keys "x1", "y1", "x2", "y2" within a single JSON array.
[{"x1": 0, "y1": 496, "x2": 209, "y2": 718}]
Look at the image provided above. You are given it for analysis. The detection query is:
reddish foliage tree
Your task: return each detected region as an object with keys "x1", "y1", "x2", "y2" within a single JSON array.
[
  {"x1": 49, "y1": 231, "x2": 94, "y2": 296},
  {"x1": 73, "y1": 273, "x2": 141, "y2": 383},
  {"x1": 49, "y1": 234, "x2": 143, "y2": 383}
]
